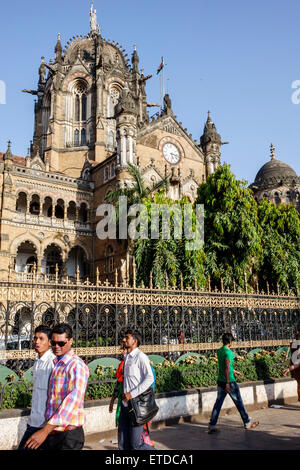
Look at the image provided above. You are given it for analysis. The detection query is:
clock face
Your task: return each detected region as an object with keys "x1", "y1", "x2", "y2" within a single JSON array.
[{"x1": 162, "y1": 143, "x2": 181, "y2": 164}]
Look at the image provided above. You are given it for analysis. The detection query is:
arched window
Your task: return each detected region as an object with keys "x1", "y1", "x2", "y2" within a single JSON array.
[
  {"x1": 274, "y1": 193, "x2": 281, "y2": 206},
  {"x1": 75, "y1": 95, "x2": 80, "y2": 122},
  {"x1": 105, "y1": 245, "x2": 114, "y2": 273},
  {"x1": 73, "y1": 81, "x2": 88, "y2": 122},
  {"x1": 82, "y1": 95, "x2": 87, "y2": 121},
  {"x1": 81, "y1": 129, "x2": 86, "y2": 146},
  {"x1": 107, "y1": 86, "x2": 121, "y2": 118},
  {"x1": 108, "y1": 130, "x2": 114, "y2": 150},
  {"x1": 74, "y1": 129, "x2": 79, "y2": 147}
]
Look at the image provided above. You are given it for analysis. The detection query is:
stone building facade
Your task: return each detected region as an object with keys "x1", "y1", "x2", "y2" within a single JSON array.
[{"x1": 0, "y1": 8, "x2": 225, "y2": 283}]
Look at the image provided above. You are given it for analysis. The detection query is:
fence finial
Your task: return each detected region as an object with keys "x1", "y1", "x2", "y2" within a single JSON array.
[
  {"x1": 180, "y1": 275, "x2": 183, "y2": 291},
  {"x1": 266, "y1": 281, "x2": 270, "y2": 296},
  {"x1": 96, "y1": 266, "x2": 99, "y2": 286},
  {"x1": 277, "y1": 282, "x2": 280, "y2": 296},
  {"x1": 220, "y1": 277, "x2": 224, "y2": 293},
  {"x1": 114, "y1": 269, "x2": 118, "y2": 287},
  {"x1": 194, "y1": 276, "x2": 197, "y2": 291},
  {"x1": 244, "y1": 271, "x2": 248, "y2": 294},
  {"x1": 149, "y1": 272, "x2": 153, "y2": 289},
  {"x1": 208, "y1": 276, "x2": 211, "y2": 292},
  {"x1": 76, "y1": 265, "x2": 80, "y2": 285}
]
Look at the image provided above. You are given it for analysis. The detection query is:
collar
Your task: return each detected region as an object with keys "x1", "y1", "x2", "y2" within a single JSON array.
[
  {"x1": 54, "y1": 349, "x2": 74, "y2": 365},
  {"x1": 36, "y1": 348, "x2": 54, "y2": 362},
  {"x1": 127, "y1": 347, "x2": 139, "y2": 358}
]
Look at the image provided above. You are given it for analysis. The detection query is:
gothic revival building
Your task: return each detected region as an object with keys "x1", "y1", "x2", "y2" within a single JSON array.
[
  {"x1": 249, "y1": 144, "x2": 300, "y2": 211},
  {"x1": 0, "y1": 6, "x2": 224, "y2": 283}
]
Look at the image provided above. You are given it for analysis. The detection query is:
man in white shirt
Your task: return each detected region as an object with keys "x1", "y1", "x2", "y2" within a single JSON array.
[
  {"x1": 18, "y1": 325, "x2": 55, "y2": 450},
  {"x1": 119, "y1": 329, "x2": 155, "y2": 450}
]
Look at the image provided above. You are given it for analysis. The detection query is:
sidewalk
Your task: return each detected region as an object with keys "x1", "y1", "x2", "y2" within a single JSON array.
[{"x1": 83, "y1": 402, "x2": 300, "y2": 450}]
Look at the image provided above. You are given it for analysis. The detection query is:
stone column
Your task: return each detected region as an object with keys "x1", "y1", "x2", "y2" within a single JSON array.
[
  {"x1": 128, "y1": 130, "x2": 133, "y2": 164},
  {"x1": 121, "y1": 129, "x2": 127, "y2": 166}
]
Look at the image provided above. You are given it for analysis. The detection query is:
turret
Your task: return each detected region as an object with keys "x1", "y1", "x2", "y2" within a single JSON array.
[{"x1": 200, "y1": 111, "x2": 222, "y2": 176}]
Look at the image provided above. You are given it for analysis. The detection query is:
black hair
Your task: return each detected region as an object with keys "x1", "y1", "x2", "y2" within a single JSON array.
[
  {"x1": 34, "y1": 325, "x2": 52, "y2": 340},
  {"x1": 124, "y1": 329, "x2": 142, "y2": 347},
  {"x1": 222, "y1": 332, "x2": 234, "y2": 346},
  {"x1": 51, "y1": 323, "x2": 73, "y2": 340},
  {"x1": 296, "y1": 333, "x2": 300, "y2": 340}
]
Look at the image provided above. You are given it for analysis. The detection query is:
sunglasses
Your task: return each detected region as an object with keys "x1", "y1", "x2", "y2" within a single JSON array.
[{"x1": 51, "y1": 340, "x2": 68, "y2": 347}]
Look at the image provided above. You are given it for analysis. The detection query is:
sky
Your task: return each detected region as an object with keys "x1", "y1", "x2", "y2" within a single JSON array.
[{"x1": 0, "y1": 0, "x2": 300, "y2": 184}]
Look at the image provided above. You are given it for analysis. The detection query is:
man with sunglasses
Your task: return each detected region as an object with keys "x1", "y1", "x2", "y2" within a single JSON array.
[
  {"x1": 18, "y1": 325, "x2": 55, "y2": 450},
  {"x1": 24, "y1": 323, "x2": 89, "y2": 450}
]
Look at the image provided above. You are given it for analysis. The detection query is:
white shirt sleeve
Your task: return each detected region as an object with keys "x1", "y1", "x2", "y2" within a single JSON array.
[{"x1": 130, "y1": 353, "x2": 154, "y2": 399}]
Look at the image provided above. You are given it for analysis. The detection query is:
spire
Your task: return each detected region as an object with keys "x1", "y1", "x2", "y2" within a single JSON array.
[
  {"x1": 132, "y1": 44, "x2": 139, "y2": 73},
  {"x1": 270, "y1": 143, "x2": 276, "y2": 160},
  {"x1": 4, "y1": 140, "x2": 13, "y2": 161},
  {"x1": 200, "y1": 111, "x2": 221, "y2": 148},
  {"x1": 55, "y1": 33, "x2": 63, "y2": 63}
]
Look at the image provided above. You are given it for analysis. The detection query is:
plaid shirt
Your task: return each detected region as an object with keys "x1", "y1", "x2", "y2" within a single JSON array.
[{"x1": 46, "y1": 349, "x2": 89, "y2": 431}]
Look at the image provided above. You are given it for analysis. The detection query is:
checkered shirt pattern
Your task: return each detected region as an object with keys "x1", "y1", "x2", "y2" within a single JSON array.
[{"x1": 46, "y1": 349, "x2": 89, "y2": 431}]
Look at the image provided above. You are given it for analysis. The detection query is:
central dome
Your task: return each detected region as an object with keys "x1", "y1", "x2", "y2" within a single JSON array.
[{"x1": 253, "y1": 145, "x2": 298, "y2": 188}]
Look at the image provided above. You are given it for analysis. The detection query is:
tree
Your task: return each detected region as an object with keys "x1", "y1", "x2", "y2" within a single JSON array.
[
  {"x1": 195, "y1": 164, "x2": 262, "y2": 290},
  {"x1": 133, "y1": 192, "x2": 205, "y2": 288},
  {"x1": 257, "y1": 198, "x2": 300, "y2": 294}
]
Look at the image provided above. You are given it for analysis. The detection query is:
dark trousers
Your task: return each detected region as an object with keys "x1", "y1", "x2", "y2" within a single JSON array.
[
  {"x1": 42, "y1": 427, "x2": 85, "y2": 450},
  {"x1": 209, "y1": 381, "x2": 250, "y2": 427},
  {"x1": 118, "y1": 404, "x2": 155, "y2": 450},
  {"x1": 18, "y1": 425, "x2": 41, "y2": 450}
]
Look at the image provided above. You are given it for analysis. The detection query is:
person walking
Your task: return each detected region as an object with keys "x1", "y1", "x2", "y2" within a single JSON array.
[
  {"x1": 288, "y1": 331, "x2": 300, "y2": 401},
  {"x1": 18, "y1": 325, "x2": 55, "y2": 450},
  {"x1": 208, "y1": 332, "x2": 259, "y2": 434},
  {"x1": 24, "y1": 323, "x2": 89, "y2": 450},
  {"x1": 118, "y1": 329, "x2": 156, "y2": 450},
  {"x1": 109, "y1": 342, "x2": 126, "y2": 425}
]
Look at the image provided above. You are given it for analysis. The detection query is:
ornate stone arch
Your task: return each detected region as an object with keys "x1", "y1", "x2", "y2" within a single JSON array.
[
  {"x1": 41, "y1": 239, "x2": 67, "y2": 262},
  {"x1": 68, "y1": 240, "x2": 91, "y2": 261},
  {"x1": 10, "y1": 233, "x2": 41, "y2": 257},
  {"x1": 62, "y1": 72, "x2": 93, "y2": 93}
]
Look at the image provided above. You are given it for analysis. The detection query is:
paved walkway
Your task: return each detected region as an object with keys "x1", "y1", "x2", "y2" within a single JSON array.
[{"x1": 83, "y1": 402, "x2": 300, "y2": 450}]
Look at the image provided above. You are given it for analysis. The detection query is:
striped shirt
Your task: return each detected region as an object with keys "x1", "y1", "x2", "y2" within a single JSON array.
[{"x1": 46, "y1": 349, "x2": 89, "y2": 431}]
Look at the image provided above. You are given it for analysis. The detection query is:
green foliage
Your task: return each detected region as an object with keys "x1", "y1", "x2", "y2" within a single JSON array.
[
  {"x1": 0, "y1": 352, "x2": 290, "y2": 410},
  {"x1": 257, "y1": 199, "x2": 300, "y2": 293},
  {"x1": 0, "y1": 380, "x2": 32, "y2": 410},
  {"x1": 134, "y1": 192, "x2": 205, "y2": 288},
  {"x1": 196, "y1": 164, "x2": 262, "y2": 289}
]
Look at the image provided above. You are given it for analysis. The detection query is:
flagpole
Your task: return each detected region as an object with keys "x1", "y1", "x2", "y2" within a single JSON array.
[
  {"x1": 160, "y1": 72, "x2": 162, "y2": 110},
  {"x1": 162, "y1": 56, "x2": 165, "y2": 102}
]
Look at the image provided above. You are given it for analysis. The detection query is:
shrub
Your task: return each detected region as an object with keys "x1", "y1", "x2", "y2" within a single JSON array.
[{"x1": 0, "y1": 351, "x2": 290, "y2": 410}]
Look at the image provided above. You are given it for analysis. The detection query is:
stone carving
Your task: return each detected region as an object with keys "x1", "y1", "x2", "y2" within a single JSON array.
[{"x1": 90, "y1": 1, "x2": 98, "y2": 33}]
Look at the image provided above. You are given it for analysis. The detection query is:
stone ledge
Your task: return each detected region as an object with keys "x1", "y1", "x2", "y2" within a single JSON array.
[{"x1": 0, "y1": 377, "x2": 297, "y2": 449}]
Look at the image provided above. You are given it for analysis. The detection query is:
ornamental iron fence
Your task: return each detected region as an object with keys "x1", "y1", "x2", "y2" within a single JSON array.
[{"x1": 0, "y1": 272, "x2": 298, "y2": 372}]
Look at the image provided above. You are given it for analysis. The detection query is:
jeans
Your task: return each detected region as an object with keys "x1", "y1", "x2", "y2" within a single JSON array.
[
  {"x1": 209, "y1": 381, "x2": 250, "y2": 427},
  {"x1": 18, "y1": 425, "x2": 42, "y2": 450},
  {"x1": 118, "y1": 404, "x2": 155, "y2": 450}
]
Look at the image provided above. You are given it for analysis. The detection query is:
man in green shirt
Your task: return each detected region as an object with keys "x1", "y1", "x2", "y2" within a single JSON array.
[{"x1": 208, "y1": 333, "x2": 259, "y2": 434}]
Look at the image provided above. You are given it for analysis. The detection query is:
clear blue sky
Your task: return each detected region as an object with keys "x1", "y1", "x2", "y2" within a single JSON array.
[{"x1": 0, "y1": 0, "x2": 300, "y2": 184}]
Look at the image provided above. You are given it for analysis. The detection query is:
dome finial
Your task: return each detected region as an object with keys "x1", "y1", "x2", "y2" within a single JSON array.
[{"x1": 270, "y1": 143, "x2": 276, "y2": 160}]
